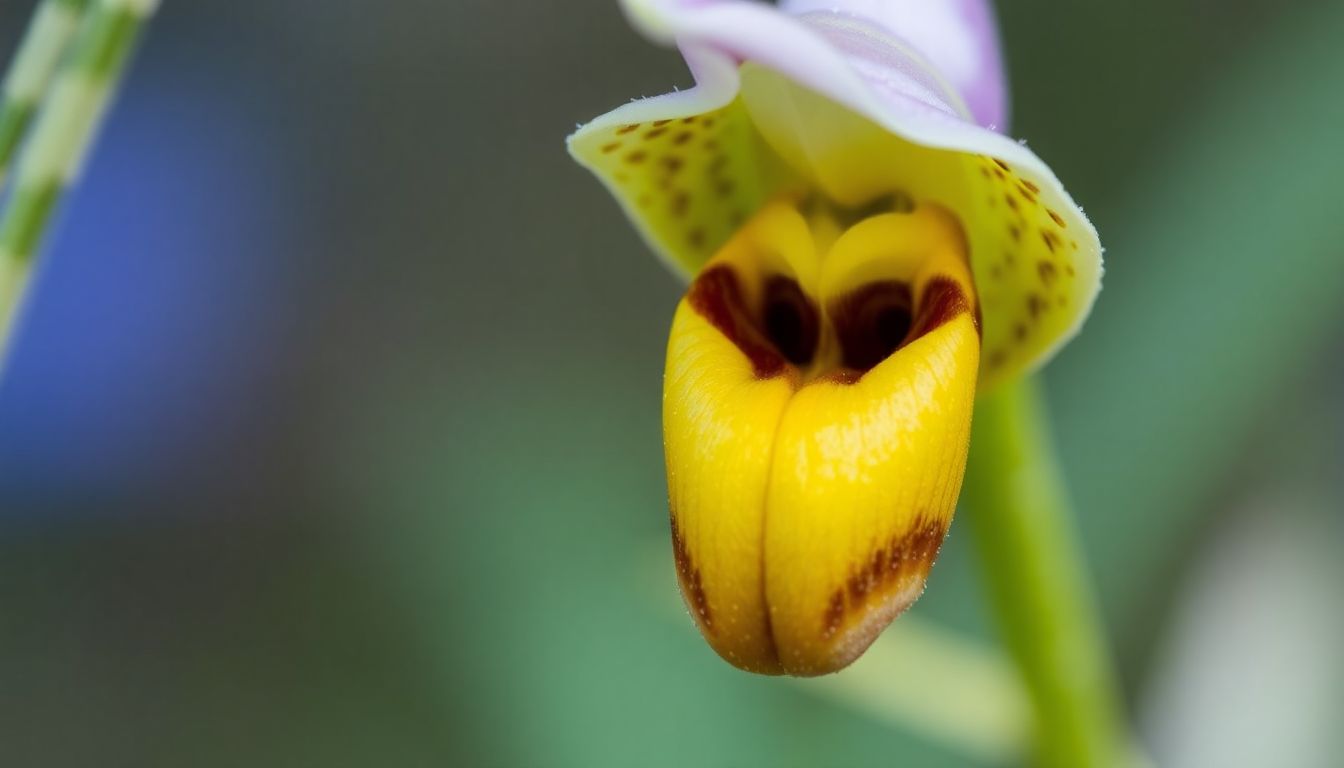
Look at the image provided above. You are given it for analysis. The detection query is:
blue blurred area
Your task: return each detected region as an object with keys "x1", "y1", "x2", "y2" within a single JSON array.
[{"x1": 0, "y1": 49, "x2": 289, "y2": 502}]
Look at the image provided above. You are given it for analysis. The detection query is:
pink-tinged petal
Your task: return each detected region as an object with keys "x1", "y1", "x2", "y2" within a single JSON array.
[
  {"x1": 571, "y1": 0, "x2": 1100, "y2": 386},
  {"x1": 780, "y1": 0, "x2": 1008, "y2": 131}
]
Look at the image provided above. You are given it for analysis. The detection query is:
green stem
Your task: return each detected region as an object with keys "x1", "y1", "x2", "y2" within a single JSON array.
[
  {"x1": 963, "y1": 376, "x2": 1138, "y2": 768},
  {"x1": 0, "y1": 0, "x2": 89, "y2": 189},
  {"x1": 0, "y1": 0, "x2": 157, "y2": 362}
]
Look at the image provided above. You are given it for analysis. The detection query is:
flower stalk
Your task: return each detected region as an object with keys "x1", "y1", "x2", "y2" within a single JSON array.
[
  {"x1": 0, "y1": 0, "x2": 158, "y2": 360},
  {"x1": 964, "y1": 375, "x2": 1139, "y2": 767}
]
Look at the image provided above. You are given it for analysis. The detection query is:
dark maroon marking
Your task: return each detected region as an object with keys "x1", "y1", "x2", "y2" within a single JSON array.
[
  {"x1": 830, "y1": 277, "x2": 975, "y2": 383},
  {"x1": 831, "y1": 281, "x2": 913, "y2": 373},
  {"x1": 762, "y1": 275, "x2": 820, "y2": 367},
  {"x1": 822, "y1": 515, "x2": 950, "y2": 640},
  {"x1": 908, "y1": 276, "x2": 978, "y2": 340},
  {"x1": 687, "y1": 266, "x2": 788, "y2": 378},
  {"x1": 671, "y1": 517, "x2": 713, "y2": 632}
]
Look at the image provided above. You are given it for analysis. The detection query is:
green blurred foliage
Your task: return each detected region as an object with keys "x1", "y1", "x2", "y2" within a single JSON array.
[{"x1": 1, "y1": 1, "x2": 1342, "y2": 765}]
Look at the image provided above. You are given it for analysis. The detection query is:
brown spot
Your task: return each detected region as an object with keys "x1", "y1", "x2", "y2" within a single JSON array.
[
  {"x1": 600, "y1": 141, "x2": 622, "y2": 154},
  {"x1": 1004, "y1": 194, "x2": 1019, "y2": 212},
  {"x1": 1065, "y1": 264, "x2": 1076, "y2": 277},
  {"x1": 1014, "y1": 323, "x2": 1028, "y2": 342},
  {"x1": 1041, "y1": 230, "x2": 1062, "y2": 253},
  {"x1": 704, "y1": 139, "x2": 720, "y2": 152},
  {"x1": 821, "y1": 516, "x2": 949, "y2": 639},
  {"x1": 702, "y1": 116, "x2": 717, "y2": 128},
  {"x1": 680, "y1": 115, "x2": 698, "y2": 124},
  {"x1": 670, "y1": 518, "x2": 713, "y2": 632},
  {"x1": 1023, "y1": 180, "x2": 1040, "y2": 194},
  {"x1": 652, "y1": 119, "x2": 673, "y2": 127},
  {"x1": 661, "y1": 156, "x2": 684, "y2": 174},
  {"x1": 688, "y1": 228, "x2": 705, "y2": 249},
  {"x1": 1008, "y1": 224, "x2": 1022, "y2": 242},
  {"x1": 644, "y1": 126, "x2": 669, "y2": 140},
  {"x1": 1048, "y1": 209, "x2": 1066, "y2": 227},
  {"x1": 1027, "y1": 293, "x2": 1048, "y2": 319},
  {"x1": 988, "y1": 349, "x2": 1008, "y2": 368},
  {"x1": 1017, "y1": 183, "x2": 1037, "y2": 204},
  {"x1": 687, "y1": 266, "x2": 788, "y2": 378},
  {"x1": 715, "y1": 179, "x2": 736, "y2": 198},
  {"x1": 672, "y1": 131, "x2": 693, "y2": 146},
  {"x1": 615, "y1": 123, "x2": 640, "y2": 135},
  {"x1": 670, "y1": 190, "x2": 690, "y2": 217},
  {"x1": 708, "y1": 155, "x2": 728, "y2": 174},
  {"x1": 625, "y1": 150, "x2": 647, "y2": 165},
  {"x1": 979, "y1": 167, "x2": 991, "y2": 178},
  {"x1": 993, "y1": 158, "x2": 1011, "y2": 172},
  {"x1": 1038, "y1": 260, "x2": 1058, "y2": 285}
]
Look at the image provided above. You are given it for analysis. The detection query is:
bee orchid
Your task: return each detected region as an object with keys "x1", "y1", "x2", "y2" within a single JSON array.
[{"x1": 568, "y1": 0, "x2": 1100, "y2": 676}]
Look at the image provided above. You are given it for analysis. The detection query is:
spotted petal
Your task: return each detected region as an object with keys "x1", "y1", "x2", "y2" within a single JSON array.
[{"x1": 568, "y1": 0, "x2": 1100, "y2": 389}]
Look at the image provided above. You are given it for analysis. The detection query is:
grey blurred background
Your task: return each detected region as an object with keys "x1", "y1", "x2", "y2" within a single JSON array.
[{"x1": 0, "y1": 1, "x2": 1341, "y2": 765}]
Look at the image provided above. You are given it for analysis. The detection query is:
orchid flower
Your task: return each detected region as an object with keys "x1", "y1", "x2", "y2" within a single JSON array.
[{"x1": 568, "y1": 0, "x2": 1100, "y2": 677}]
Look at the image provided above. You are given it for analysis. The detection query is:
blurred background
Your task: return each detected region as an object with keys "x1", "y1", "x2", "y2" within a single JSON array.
[{"x1": 0, "y1": 1, "x2": 1341, "y2": 765}]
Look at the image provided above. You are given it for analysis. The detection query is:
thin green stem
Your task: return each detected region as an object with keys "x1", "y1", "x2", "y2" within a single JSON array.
[
  {"x1": 0, "y1": 0, "x2": 157, "y2": 362},
  {"x1": 0, "y1": 0, "x2": 89, "y2": 189},
  {"x1": 963, "y1": 376, "x2": 1140, "y2": 768}
]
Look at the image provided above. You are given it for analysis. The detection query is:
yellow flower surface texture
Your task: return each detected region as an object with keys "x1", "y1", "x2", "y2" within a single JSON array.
[{"x1": 665, "y1": 198, "x2": 979, "y2": 675}]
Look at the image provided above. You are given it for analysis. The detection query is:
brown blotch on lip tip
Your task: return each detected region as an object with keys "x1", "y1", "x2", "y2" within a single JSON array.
[
  {"x1": 671, "y1": 517, "x2": 713, "y2": 632},
  {"x1": 822, "y1": 516, "x2": 949, "y2": 640},
  {"x1": 687, "y1": 266, "x2": 789, "y2": 379},
  {"x1": 615, "y1": 123, "x2": 640, "y2": 134}
]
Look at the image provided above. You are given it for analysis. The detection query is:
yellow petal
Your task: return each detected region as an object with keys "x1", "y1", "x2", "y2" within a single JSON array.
[{"x1": 665, "y1": 200, "x2": 980, "y2": 676}]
